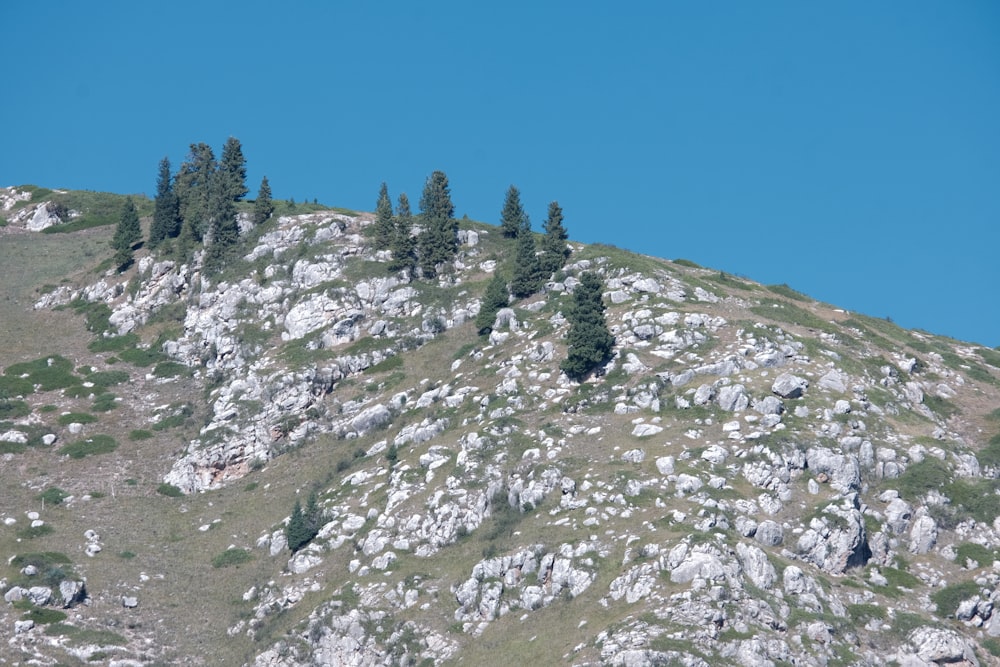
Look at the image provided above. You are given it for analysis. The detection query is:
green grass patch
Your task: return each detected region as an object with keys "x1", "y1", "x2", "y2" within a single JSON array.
[
  {"x1": 0, "y1": 374, "x2": 34, "y2": 397},
  {"x1": 931, "y1": 580, "x2": 980, "y2": 618},
  {"x1": 118, "y1": 347, "x2": 168, "y2": 367},
  {"x1": 156, "y1": 483, "x2": 184, "y2": 497},
  {"x1": 896, "y1": 457, "x2": 951, "y2": 501},
  {"x1": 4, "y1": 355, "x2": 78, "y2": 391},
  {"x1": 38, "y1": 487, "x2": 70, "y2": 505},
  {"x1": 59, "y1": 434, "x2": 118, "y2": 458},
  {"x1": 750, "y1": 298, "x2": 837, "y2": 334},
  {"x1": 86, "y1": 370, "x2": 130, "y2": 387},
  {"x1": 129, "y1": 429, "x2": 153, "y2": 441},
  {"x1": 847, "y1": 603, "x2": 886, "y2": 624},
  {"x1": 672, "y1": 258, "x2": 702, "y2": 268},
  {"x1": 70, "y1": 300, "x2": 115, "y2": 336},
  {"x1": 365, "y1": 354, "x2": 403, "y2": 374},
  {"x1": 87, "y1": 332, "x2": 140, "y2": 353},
  {"x1": 955, "y1": 542, "x2": 997, "y2": 568},
  {"x1": 57, "y1": 412, "x2": 98, "y2": 426},
  {"x1": 22, "y1": 607, "x2": 67, "y2": 625},
  {"x1": 212, "y1": 548, "x2": 253, "y2": 568},
  {"x1": 153, "y1": 360, "x2": 188, "y2": 378},
  {"x1": 91, "y1": 392, "x2": 118, "y2": 412},
  {"x1": 766, "y1": 283, "x2": 810, "y2": 301},
  {"x1": 978, "y1": 348, "x2": 1000, "y2": 369},
  {"x1": 0, "y1": 398, "x2": 30, "y2": 418},
  {"x1": 16, "y1": 523, "x2": 54, "y2": 539}
]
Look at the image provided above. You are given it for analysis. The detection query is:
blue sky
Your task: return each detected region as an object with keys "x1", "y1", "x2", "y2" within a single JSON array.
[{"x1": 2, "y1": 2, "x2": 998, "y2": 346}]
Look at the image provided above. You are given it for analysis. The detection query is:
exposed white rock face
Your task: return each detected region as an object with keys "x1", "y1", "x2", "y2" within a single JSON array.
[
  {"x1": 897, "y1": 627, "x2": 980, "y2": 667},
  {"x1": 26, "y1": 202, "x2": 64, "y2": 231}
]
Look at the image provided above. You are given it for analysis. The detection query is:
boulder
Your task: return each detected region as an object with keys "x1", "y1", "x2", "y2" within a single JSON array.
[{"x1": 772, "y1": 373, "x2": 808, "y2": 399}]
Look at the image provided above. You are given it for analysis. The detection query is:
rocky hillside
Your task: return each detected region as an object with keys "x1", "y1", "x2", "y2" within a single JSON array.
[{"x1": 2, "y1": 185, "x2": 1000, "y2": 666}]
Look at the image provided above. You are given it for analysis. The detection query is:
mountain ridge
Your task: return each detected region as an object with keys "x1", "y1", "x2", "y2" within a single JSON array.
[{"x1": 1, "y1": 184, "x2": 999, "y2": 666}]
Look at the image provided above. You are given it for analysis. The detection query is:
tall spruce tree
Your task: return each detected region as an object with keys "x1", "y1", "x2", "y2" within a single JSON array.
[
  {"x1": 149, "y1": 157, "x2": 180, "y2": 249},
  {"x1": 218, "y1": 136, "x2": 249, "y2": 202},
  {"x1": 203, "y1": 171, "x2": 240, "y2": 274},
  {"x1": 540, "y1": 201, "x2": 570, "y2": 275},
  {"x1": 372, "y1": 182, "x2": 394, "y2": 250},
  {"x1": 253, "y1": 176, "x2": 274, "y2": 226},
  {"x1": 174, "y1": 143, "x2": 217, "y2": 243},
  {"x1": 112, "y1": 196, "x2": 142, "y2": 271},
  {"x1": 500, "y1": 185, "x2": 527, "y2": 238},
  {"x1": 417, "y1": 170, "x2": 457, "y2": 278},
  {"x1": 475, "y1": 272, "x2": 509, "y2": 335},
  {"x1": 560, "y1": 272, "x2": 614, "y2": 381},
  {"x1": 388, "y1": 193, "x2": 417, "y2": 275},
  {"x1": 510, "y1": 218, "x2": 543, "y2": 298}
]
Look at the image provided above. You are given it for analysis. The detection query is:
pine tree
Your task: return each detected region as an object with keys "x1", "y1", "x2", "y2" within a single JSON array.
[
  {"x1": 510, "y1": 218, "x2": 542, "y2": 298},
  {"x1": 500, "y1": 185, "x2": 528, "y2": 238},
  {"x1": 475, "y1": 272, "x2": 509, "y2": 335},
  {"x1": 560, "y1": 272, "x2": 614, "y2": 381},
  {"x1": 539, "y1": 201, "x2": 570, "y2": 275},
  {"x1": 388, "y1": 193, "x2": 417, "y2": 275},
  {"x1": 112, "y1": 197, "x2": 142, "y2": 271},
  {"x1": 173, "y1": 143, "x2": 216, "y2": 243},
  {"x1": 372, "y1": 182, "x2": 394, "y2": 250},
  {"x1": 203, "y1": 171, "x2": 240, "y2": 274},
  {"x1": 149, "y1": 157, "x2": 180, "y2": 249},
  {"x1": 286, "y1": 493, "x2": 322, "y2": 552},
  {"x1": 218, "y1": 136, "x2": 249, "y2": 202},
  {"x1": 253, "y1": 176, "x2": 274, "y2": 226},
  {"x1": 417, "y1": 171, "x2": 457, "y2": 278}
]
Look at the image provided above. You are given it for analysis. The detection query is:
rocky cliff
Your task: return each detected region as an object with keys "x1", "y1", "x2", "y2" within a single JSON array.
[{"x1": 2, "y1": 185, "x2": 999, "y2": 666}]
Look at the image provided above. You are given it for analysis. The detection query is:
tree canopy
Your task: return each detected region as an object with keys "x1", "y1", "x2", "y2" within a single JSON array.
[
  {"x1": 417, "y1": 171, "x2": 458, "y2": 278},
  {"x1": 500, "y1": 185, "x2": 527, "y2": 238},
  {"x1": 561, "y1": 272, "x2": 614, "y2": 381},
  {"x1": 540, "y1": 201, "x2": 570, "y2": 275},
  {"x1": 112, "y1": 196, "x2": 142, "y2": 271}
]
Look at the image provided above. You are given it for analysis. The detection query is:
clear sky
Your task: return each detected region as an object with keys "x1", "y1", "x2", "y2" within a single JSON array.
[{"x1": 2, "y1": 2, "x2": 998, "y2": 346}]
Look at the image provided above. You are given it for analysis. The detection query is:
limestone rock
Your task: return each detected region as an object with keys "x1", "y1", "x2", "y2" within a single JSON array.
[{"x1": 772, "y1": 373, "x2": 808, "y2": 399}]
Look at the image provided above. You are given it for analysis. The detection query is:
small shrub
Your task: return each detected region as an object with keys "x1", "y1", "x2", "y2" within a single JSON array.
[
  {"x1": 129, "y1": 429, "x2": 153, "y2": 440},
  {"x1": 153, "y1": 361, "x2": 187, "y2": 378},
  {"x1": 17, "y1": 524, "x2": 54, "y2": 539},
  {"x1": 87, "y1": 332, "x2": 140, "y2": 353},
  {"x1": 57, "y1": 412, "x2": 98, "y2": 426},
  {"x1": 118, "y1": 551, "x2": 136, "y2": 559},
  {"x1": 955, "y1": 542, "x2": 996, "y2": 567},
  {"x1": 23, "y1": 607, "x2": 67, "y2": 625},
  {"x1": 91, "y1": 392, "x2": 117, "y2": 412},
  {"x1": 212, "y1": 548, "x2": 253, "y2": 568},
  {"x1": 0, "y1": 399, "x2": 30, "y2": 419},
  {"x1": 118, "y1": 347, "x2": 167, "y2": 367},
  {"x1": 59, "y1": 434, "x2": 118, "y2": 459},
  {"x1": 39, "y1": 487, "x2": 70, "y2": 505},
  {"x1": 673, "y1": 258, "x2": 702, "y2": 268},
  {"x1": 931, "y1": 580, "x2": 980, "y2": 618},
  {"x1": 86, "y1": 370, "x2": 129, "y2": 387},
  {"x1": 156, "y1": 483, "x2": 183, "y2": 498}
]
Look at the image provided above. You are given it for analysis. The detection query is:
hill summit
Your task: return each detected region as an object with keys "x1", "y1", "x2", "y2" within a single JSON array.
[{"x1": 1, "y1": 182, "x2": 1000, "y2": 666}]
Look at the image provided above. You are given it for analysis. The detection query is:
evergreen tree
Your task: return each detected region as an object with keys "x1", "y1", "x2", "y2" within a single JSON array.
[
  {"x1": 372, "y1": 182, "x2": 394, "y2": 250},
  {"x1": 509, "y1": 218, "x2": 543, "y2": 298},
  {"x1": 218, "y1": 136, "x2": 249, "y2": 202},
  {"x1": 388, "y1": 193, "x2": 417, "y2": 275},
  {"x1": 475, "y1": 272, "x2": 509, "y2": 335},
  {"x1": 112, "y1": 196, "x2": 142, "y2": 271},
  {"x1": 253, "y1": 176, "x2": 274, "y2": 226},
  {"x1": 539, "y1": 201, "x2": 570, "y2": 275},
  {"x1": 417, "y1": 170, "x2": 458, "y2": 278},
  {"x1": 173, "y1": 143, "x2": 216, "y2": 242},
  {"x1": 286, "y1": 492, "x2": 322, "y2": 553},
  {"x1": 560, "y1": 272, "x2": 614, "y2": 381},
  {"x1": 149, "y1": 157, "x2": 180, "y2": 248},
  {"x1": 203, "y1": 171, "x2": 240, "y2": 274},
  {"x1": 500, "y1": 185, "x2": 527, "y2": 238}
]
